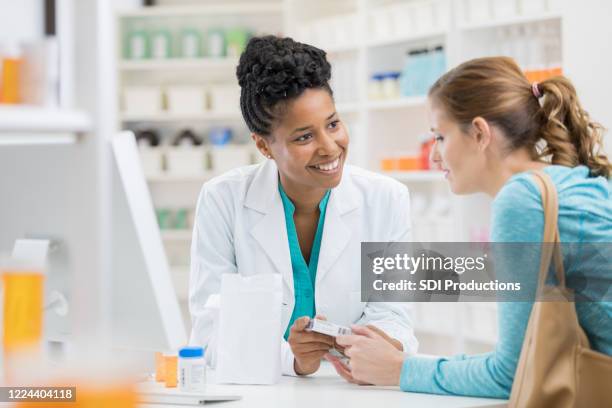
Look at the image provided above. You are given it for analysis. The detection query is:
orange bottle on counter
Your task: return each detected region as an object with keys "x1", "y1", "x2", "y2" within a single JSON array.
[
  {"x1": 2, "y1": 270, "x2": 45, "y2": 353},
  {"x1": 0, "y1": 45, "x2": 23, "y2": 104},
  {"x1": 155, "y1": 351, "x2": 166, "y2": 382},
  {"x1": 164, "y1": 354, "x2": 178, "y2": 388},
  {"x1": 1, "y1": 262, "x2": 45, "y2": 381}
]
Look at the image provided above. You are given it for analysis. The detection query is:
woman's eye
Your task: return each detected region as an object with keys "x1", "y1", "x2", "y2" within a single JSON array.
[
  {"x1": 295, "y1": 133, "x2": 313, "y2": 142},
  {"x1": 328, "y1": 120, "x2": 340, "y2": 130},
  {"x1": 434, "y1": 134, "x2": 444, "y2": 142}
]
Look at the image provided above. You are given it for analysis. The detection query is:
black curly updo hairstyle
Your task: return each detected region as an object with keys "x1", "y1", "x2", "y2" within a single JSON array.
[{"x1": 236, "y1": 35, "x2": 333, "y2": 136}]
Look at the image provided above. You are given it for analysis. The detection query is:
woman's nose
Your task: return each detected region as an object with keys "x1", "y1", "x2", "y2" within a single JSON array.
[
  {"x1": 317, "y1": 131, "x2": 340, "y2": 156},
  {"x1": 430, "y1": 142, "x2": 442, "y2": 170}
]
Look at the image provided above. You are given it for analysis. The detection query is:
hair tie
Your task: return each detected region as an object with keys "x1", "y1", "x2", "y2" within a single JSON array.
[{"x1": 532, "y1": 82, "x2": 543, "y2": 99}]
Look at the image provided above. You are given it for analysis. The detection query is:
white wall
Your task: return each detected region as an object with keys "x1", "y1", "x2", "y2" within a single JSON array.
[
  {"x1": 563, "y1": 0, "x2": 612, "y2": 157},
  {"x1": 112, "y1": 0, "x2": 142, "y2": 11},
  {"x1": 0, "y1": 0, "x2": 42, "y2": 43}
]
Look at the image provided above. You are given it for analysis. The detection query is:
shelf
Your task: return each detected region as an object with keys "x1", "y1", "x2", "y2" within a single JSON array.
[
  {"x1": 121, "y1": 112, "x2": 242, "y2": 123},
  {"x1": 366, "y1": 29, "x2": 448, "y2": 49},
  {"x1": 459, "y1": 12, "x2": 562, "y2": 31},
  {"x1": 383, "y1": 171, "x2": 445, "y2": 183},
  {"x1": 161, "y1": 230, "x2": 192, "y2": 241},
  {"x1": 147, "y1": 174, "x2": 212, "y2": 183},
  {"x1": 118, "y1": 2, "x2": 283, "y2": 18},
  {"x1": 0, "y1": 106, "x2": 91, "y2": 144},
  {"x1": 367, "y1": 96, "x2": 427, "y2": 111},
  {"x1": 119, "y1": 57, "x2": 239, "y2": 72}
]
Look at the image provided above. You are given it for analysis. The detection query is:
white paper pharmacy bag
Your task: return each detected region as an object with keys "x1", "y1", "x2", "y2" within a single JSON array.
[{"x1": 215, "y1": 273, "x2": 283, "y2": 384}]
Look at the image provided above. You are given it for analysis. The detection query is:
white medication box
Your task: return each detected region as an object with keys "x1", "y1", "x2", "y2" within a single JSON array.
[
  {"x1": 210, "y1": 145, "x2": 252, "y2": 175},
  {"x1": 138, "y1": 147, "x2": 164, "y2": 178},
  {"x1": 165, "y1": 147, "x2": 207, "y2": 176},
  {"x1": 166, "y1": 86, "x2": 206, "y2": 115},
  {"x1": 305, "y1": 319, "x2": 352, "y2": 337},
  {"x1": 123, "y1": 86, "x2": 163, "y2": 116},
  {"x1": 209, "y1": 85, "x2": 241, "y2": 115}
]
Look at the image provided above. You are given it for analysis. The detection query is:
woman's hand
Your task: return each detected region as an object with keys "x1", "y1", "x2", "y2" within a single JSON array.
[
  {"x1": 365, "y1": 324, "x2": 404, "y2": 351},
  {"x1": 324, "y1": 352, "x2": 371, "y2": 385},
  {"x1": 334, "y1": 325, "x2": 405, "y2": 386},
  {"x1": 288, "y1": 315, "x2": 335, "y2": 375},
  {"x1": 333, "y1": 324, "x2": 401, "y2": 355}
]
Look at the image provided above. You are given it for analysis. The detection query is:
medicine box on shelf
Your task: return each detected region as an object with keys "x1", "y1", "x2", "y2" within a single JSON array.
[
  {"x1": 165, "y1": 147, "x2": 208, "y2": 176},
  {"x1": 123, "y1": 86, "x2": 163, "y2": 116},
  {"x1": 139, "y1": 147, "x2": 165, "y2": 178},
  {"x1": 210, "y1": 145, "x2": 252, "y2": 175},
  {"x1": 166, "y1": 86, "x2": 207, "y2": 115},
  {"x1": 208, "y1": 85, "x2": 241, "y2": 115}
]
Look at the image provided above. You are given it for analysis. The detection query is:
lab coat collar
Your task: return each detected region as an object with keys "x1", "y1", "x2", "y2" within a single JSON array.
[
  {"x1": 247, "y1": 160, "x2": 293, "y2": 293},
  {"x1": 244, "y1": 160, "x2": 280, "y2": 214},
  {"x1": 246, "y1": 160, "x2": 359, "y2": 292}
]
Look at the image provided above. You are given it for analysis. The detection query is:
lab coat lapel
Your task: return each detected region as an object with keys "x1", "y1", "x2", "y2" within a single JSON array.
[
  {"x1": 316, "y1": 168, "x2": 359, "y2": 284},
  {"x1": 246, "y1": 161, "x2": 294, "y2": 294}
]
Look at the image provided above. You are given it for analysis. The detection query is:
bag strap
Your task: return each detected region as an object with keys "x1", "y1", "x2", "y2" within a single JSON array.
[{"x1": 530, "y1": 170, "x2": 566, "y2": 290}]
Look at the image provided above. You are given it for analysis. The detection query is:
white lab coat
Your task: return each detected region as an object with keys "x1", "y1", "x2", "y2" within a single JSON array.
[{"x1": 189, "y1": 160, "x2": 418, "y2": 375}]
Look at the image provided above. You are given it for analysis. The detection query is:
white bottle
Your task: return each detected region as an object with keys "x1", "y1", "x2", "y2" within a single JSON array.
[{"x1": 178, "y1": 346, "x2": 206, "y2": 392}]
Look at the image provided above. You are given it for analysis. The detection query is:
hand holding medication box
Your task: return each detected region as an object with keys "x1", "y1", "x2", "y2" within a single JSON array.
[{"x1": 305, "y1": 319, "x2": 352, "y2": 337}]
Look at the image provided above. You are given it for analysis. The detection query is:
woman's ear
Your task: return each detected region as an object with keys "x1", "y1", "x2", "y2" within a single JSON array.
[
  {"x1": 471, "y1": 117, "x2": 492, "y2": 152},
  {"x1": 252, "y1": 133, "x2": 273, "y2": 159}
]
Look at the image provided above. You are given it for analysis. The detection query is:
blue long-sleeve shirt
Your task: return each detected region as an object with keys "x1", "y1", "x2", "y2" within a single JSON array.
[{"x1": 399, "y1": 165, "x2": 612, "y2": 398}]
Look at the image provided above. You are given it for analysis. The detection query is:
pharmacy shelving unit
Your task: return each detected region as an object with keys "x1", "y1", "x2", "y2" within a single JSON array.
[
  {"x1": 0, "y1": 106, "x2": 91, "y2": 145},
  {"x1": 287, "y1": 0, "x2": 564, "y2": 355},
  {"x1": 116, "y1": 1, "x2": 285, "y2": 329}
]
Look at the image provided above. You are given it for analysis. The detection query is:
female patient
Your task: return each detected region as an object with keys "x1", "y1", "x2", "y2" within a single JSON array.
[{"x1": 330, "y1": 57, "x2": 612, "y2": 398}]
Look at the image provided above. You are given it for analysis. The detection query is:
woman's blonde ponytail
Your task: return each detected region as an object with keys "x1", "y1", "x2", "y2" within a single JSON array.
[{"x1": 538, "y1": 77, "x2": 611, "y2": 178}]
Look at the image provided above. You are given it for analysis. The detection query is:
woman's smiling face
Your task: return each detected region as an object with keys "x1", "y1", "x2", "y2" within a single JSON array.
[{"x1": 255, "y1": 88, "x2": 349, "y2": 190}]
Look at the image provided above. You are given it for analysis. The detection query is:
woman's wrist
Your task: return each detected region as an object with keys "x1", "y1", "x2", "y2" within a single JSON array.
[
  {"x1": 294, "y1": 358, "x2": 318, "y2": 376},
  {"x1": 392, "y1": 352, "x2": 406, "y2": 386}
]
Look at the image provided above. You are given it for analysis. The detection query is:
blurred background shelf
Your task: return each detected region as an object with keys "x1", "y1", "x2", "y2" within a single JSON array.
[
  {"x1": 119, "y1": 57, "x2": 239, "y2": 71},
  {"x1": 0, "y1": 106, "x2": 91, "y2": 133},
  {"x1": 117, "y1": 2, "x2": 284, "y2": 18},
  {"x1": 121, "y1": 112, "x2": 242, "y2": 123},
  {"x1": 459, "y1": 12, "x2": 563, "y2": 31},
  {"x1": 384, "y1": 171, "x2": 445, "y2": 183},
  {"x1": 367, "y1": 96, "x2": 427, "y2": 111},
  {"x1": 0, "y1": 107, "x2": 91, "y2": 145},
  {"x1": 161, "y1": 230, "x2": 192, "y2": 241},
  {"x1": 325, "y1": 43, "x2": 360, "y2": 53},
  {"x1": 366, "y1": 30, "x2": 448, "y2": 49}
]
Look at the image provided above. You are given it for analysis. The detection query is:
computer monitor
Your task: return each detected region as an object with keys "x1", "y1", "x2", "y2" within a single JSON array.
[
  {"x1": 0, "y1": 133, "x2": 186, "y2": 353},
  {"x1": 111, "y1": 131, "x2": 187, "y2": 350}
]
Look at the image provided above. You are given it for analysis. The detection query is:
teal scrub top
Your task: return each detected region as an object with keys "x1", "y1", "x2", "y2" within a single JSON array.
[{"x1": 278, "y1": 182, "x2": 331, "y2": 340}]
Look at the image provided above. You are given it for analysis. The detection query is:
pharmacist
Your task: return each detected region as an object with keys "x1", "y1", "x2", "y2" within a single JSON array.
[{"x1": 189, "y1": 36, "x2": 418, "y2": 376}]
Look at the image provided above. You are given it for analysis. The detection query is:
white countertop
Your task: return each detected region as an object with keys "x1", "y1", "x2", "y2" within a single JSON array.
[{"x1": 139, "y1": 362, "x2": 507, "y2": 408}]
